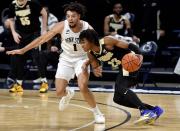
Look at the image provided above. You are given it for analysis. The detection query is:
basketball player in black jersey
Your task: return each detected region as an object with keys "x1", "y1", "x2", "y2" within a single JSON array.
[
  {"x1": 8, "y1": 0, "x2": 48, "y2": 93},
  {"x1": 79, "y1": 29, "x2": 164, "y2": 125},
  {"x1": 104, "y1": 2, "x2": 139, "y2": 43}
]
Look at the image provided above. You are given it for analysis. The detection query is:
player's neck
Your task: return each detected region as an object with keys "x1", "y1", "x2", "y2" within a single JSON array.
[
  {"x1": 70, "y1": 21, "x2": 82, "y2": 33},
  {"x1": 114, "y1": 14, "x2": 122, "y2": 20}
]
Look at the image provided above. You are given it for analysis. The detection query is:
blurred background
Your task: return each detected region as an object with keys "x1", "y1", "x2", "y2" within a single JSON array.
[{"x1": 0, "y1": 0, "x2": 180, "y2": 85}]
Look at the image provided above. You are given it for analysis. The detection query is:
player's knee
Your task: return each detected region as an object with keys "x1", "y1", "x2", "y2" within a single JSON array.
[
  {"x1": 113, "y1": 94, "x2": 120, "y2": 104},
  {"x1": 113, "y1": 94, "x2": 124, "y2": 105},
  {"x1": 113, "y1": 96, "x2": 118, "y2": 104},
  {"x1": 114, "y1": 84, "x2": 129, "y2": 96},
  {"x1": 56, "y1": 89, "x2": 65, "y2": 97},
  {"x1": 56, "y1": 85, "x2": 65, "y2": 97}
]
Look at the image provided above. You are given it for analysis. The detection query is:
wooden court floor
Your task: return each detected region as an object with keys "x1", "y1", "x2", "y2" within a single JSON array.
[{"x1": 0, "y1": 88, "x2": 180, "y2": 131}]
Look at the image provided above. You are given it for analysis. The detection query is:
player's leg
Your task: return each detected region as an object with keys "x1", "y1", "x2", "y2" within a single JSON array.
[
  {"x1": 55, "y1": 59, "x2": 75, "y2": 111},
  {"x1": 113, "y1": 74, "x2": 157, "y2": 125},
  {"x1": 9, "y1": 55, "x2": 24, "y2": 93},
  {"x1": 75, "y1": 59, "x2": 105, "y2": 124},
  {"x1": 35, "y1": 50, "x2": 49, "y2": 93}
]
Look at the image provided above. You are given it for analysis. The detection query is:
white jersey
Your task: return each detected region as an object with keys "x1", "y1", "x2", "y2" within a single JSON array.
[{"x1": 60, "y1": 20, "x2": 89, "y2": 62}]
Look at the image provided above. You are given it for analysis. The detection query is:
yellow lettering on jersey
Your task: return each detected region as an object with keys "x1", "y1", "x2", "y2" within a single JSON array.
[
  {"x1": 15, "y1": 9, "x2": 31, "y2": 17},
  {"x1": 20, "y1": 17, "x2": 30, "y2": 25},
  {"x1": 108, "y1": 58, "x2": 121, "y2": 68},
  {"x1": 98, "y1": 52, "x2": 113, "y2": 61}
]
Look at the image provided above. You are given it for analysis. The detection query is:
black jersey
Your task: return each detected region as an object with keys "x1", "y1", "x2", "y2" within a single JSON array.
[
  {"x1": 108, "y1": 14, "x2": 126, "y2": 36},
  {"x1": 8, "y1": 0, "x2": 43, "y2": 33},
  {"x1": 90, "y1": 36, "x2": 138, "y2": 76},
  {"x1": 90, "y1": 38, "x2": 130, "y2": 69}
]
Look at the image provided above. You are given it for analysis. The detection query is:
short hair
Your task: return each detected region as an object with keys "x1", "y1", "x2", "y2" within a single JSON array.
[
  {"x1": 111, "y1": 1, "x2": 123, "y2": 9},
  {"x1": 63, "y1": 2, "x2": 86, "y2": 18},
  {"x1": 79, "y1": 29, "x2": 99, "y2": 46}
]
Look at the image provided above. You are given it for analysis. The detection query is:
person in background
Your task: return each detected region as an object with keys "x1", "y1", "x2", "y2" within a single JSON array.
[
  {"x1": 7, "y1": 0, "x2": 48, "y2": 93},
  {"x1": 33, "y1": 6, "x2": 59, "y2": 86},
  {"x1": 104, "y1": 2, "x2": 139, "y2": 43},
  {"x1": 0, "y1": 8, "x2": 18, "y2": 89}
]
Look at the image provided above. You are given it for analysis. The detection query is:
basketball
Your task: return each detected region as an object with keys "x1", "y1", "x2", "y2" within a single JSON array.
[{"x1": 121, "y1": 53, "x2": 142, "y2": 72}]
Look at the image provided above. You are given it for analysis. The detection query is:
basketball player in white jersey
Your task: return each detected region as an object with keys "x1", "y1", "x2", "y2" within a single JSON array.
[{"x1": 7, "y1": 2, "x2": 105, "y2": 124}]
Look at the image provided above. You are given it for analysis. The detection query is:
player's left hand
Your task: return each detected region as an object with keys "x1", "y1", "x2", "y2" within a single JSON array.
[
  {"x1": 6, "y1": 49, "x2": 24, "y2": 55},
  {"x1": 93, "y1": 66, "x2": 102, "y2": 77},
  {"x1": 82, "y1": 60, "x2": 90, "y2": 71}
]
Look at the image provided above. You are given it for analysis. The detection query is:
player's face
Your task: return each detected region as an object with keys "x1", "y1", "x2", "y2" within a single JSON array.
[
  {"x1": 16, "y1": 0, "x2": 27, "y2": 8},
  {"x1": 66, "y1": 11, "x2": 80, "y2": 28},
  {"x1": 113, "y1": 3, "x2": 123, "y2": 16},
  {"x1": 80, "y1": 38, "x2": 92, "y2": 52}
]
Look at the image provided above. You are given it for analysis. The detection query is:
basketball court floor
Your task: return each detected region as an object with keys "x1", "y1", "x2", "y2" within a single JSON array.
[{"x1": 0, "y1": 81, "x2": 180, "y2": 131}]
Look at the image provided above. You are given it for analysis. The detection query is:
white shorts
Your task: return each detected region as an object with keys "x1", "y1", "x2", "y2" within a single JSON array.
[{"x1": 55, "y1": 58, "x2": 90, "y2": 82}]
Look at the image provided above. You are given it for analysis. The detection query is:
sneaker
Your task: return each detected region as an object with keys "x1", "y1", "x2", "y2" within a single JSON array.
[
  {"x1": 59, "y1": 88, "x2": 75, "y2": 111},
  {"x1": 153, "y1": 106, "x2": 164, "y2": 120},
  {"x1": 94, "y1": 113, "x2": 105, "y2": 124},
  {"x1": 6, "y1": 77, "x2": 16, "y2": 88},
  {"x1": 9, "y1": 83, "x2": 23, "y2": 93},
  {"x1": 134, "y1": 109, "x2": 157, "y2": 125},
  {"x1": 16, "y1": 85, "x2": 23, "y2": 92},
  {"x1": 39, "y1": 82, "x2": 49, "y2": 93},
  {"x1": 94, "y1": 123, "x2": 105, "y2": 131},
  {"x1": 33, "y1": 77, "x2": 41, "y2": 83}
]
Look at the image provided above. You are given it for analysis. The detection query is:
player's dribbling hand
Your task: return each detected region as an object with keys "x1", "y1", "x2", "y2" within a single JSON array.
[
  {"x1": 93, "y1": 66, "x2": 102, "y2": 77},
  {"x1": 6, "y1": 49, "x2": 24, "y2": 55}
]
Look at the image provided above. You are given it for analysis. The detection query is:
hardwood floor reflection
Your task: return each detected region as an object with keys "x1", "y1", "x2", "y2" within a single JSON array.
[{"x1": 0, "y1": 89, "x2": 180, "y2": 131}]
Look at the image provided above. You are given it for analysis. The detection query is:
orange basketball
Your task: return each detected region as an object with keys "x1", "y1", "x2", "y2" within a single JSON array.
[{"x1": 121, "y1": 53, "x2": 142, "y2": 72}]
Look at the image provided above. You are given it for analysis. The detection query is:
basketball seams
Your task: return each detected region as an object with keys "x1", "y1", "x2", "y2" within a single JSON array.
[{"x1": 121, "y1": 53, "x2": 141, "y2": 72}]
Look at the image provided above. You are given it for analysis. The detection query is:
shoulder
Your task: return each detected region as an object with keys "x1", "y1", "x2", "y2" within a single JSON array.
[
  {"x1": 104, "y1": 36, "x2": 114, "y2": 45},
  {"x1": 121, "y1": 15, "x2": 127, "y2": 20},
  {"x1": 81, "y1": 20, "x2": 92, "y2": 29},
  {"x1": 10, "y1": 0, "x2": 16, "y2": 7},
  {"x1": 104, "y1": 14, "x2": 112, "y2": 20},
  {"x1": 81, "y1": 20, "x2": 88, "y2": 25}
]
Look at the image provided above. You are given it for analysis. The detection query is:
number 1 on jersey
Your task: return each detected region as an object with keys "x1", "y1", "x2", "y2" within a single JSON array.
[{"x1": 73, "y1": 44, "x2": 77, "y2": 51}]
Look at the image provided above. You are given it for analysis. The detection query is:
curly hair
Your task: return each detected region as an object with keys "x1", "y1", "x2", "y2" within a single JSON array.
[
  {"x1": 79, "y1": 29, "x2": 99, "y2": 46},
  {"x1": 63, "y1": 2, "x2": 86, "y2": 18}
]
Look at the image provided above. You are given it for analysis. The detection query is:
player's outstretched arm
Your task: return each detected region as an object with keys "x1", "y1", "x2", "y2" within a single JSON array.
[{"x1": 6, "y1": 22, "x2": 64, "y2": 55}]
